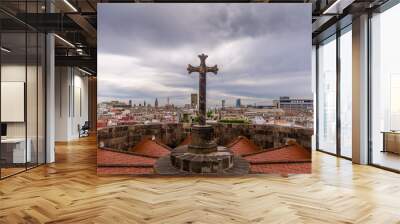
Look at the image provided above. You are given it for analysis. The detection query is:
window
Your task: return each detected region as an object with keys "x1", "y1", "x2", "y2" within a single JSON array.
[
  {"x1": 1, "y1": 31, "x2": 28, "y2": 178},
  {"x1": 317, "y1": 35, "x2": 337, "y2": 154},
  {"x1": 370, "y1": 3, "x2": 400, "y2": 171},
  {"x1": 0, "y1": 2, "x2": 46, "y2": 179},
  {"x1": 339, "y1": 27, "x2": 352, "y2": 158}
]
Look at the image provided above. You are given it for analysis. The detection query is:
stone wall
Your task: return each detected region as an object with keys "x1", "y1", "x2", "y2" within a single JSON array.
[
  {"x1": 211, "y1": 123, "x2": 313, "y2": 149},
  {"x1": 97, "y1": 123, "x2": 188, "y2": 151},
  {"x1": 97, "y1": 123, "x2": 313, "y2": 151}
]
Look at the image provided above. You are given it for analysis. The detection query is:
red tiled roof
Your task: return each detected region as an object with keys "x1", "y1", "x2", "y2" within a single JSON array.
[
  {"x1": 130, "y1": 138, "x2": 171, "y2": 158},
  {"x1": 97, "y1": 167, "x2": 154, "y2": 175},
  {"x1": 250, "y1": 163, "x2": 311, "y2": 174},
  {"x1": 244, "y1": 144, "x2": 311, "y2": 163},
  {"x1": 179, "y1": 135, "x2": 192, "y2": 146},
  {"x1": 97, "y1": 149, "x2": 156, "y2": 165},
  {"x1": 226, "y1": 136, "x2": 261, "y2": 156},
  {"x1": 97, "y1": 149, "x2": 155, "y2": 175},
  {"x1": 97, "y1": 135, "x2": 311, "y2": 175},
  {"x1": 97, "y1": 138, "x2": 171, "y2": 175}
]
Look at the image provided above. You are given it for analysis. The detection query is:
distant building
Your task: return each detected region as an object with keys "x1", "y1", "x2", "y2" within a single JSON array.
[
  {"x1": 144, "y1": 101, "x2": 146, "y2": 107},
  {"x1": 221, "y1": 99, "x2": 225, "y2": 109},
  {"x1": 191, "y1": 93, "x2": 198, "y2": 108},
  {"x1": 272, "y1": 99, "x2": 279, "y2": 108},
  {"x1": 252, "y1": 116, "x2": 267, "y2": 125},
  {"x1": 155, "y1": 98, "x2": 158, "y2": 108},
  {"x1": 236, "y1": 98, "x2": 241, "y2": 108},
  {"x1": 128, "y1": 100, "x2": 132, "y2": 107},
  {"x1": 108, "y1": 100, "x2": 129, "y2": 108},
  {"x1": 275, "y1": 96, "x2": 313, "y2": 112}
]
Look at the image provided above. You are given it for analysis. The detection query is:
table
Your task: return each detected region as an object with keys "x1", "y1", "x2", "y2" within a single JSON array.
[
  {"x1": 1, "y1": 138, "x2": 31, "y2": 164},
  {"x1": 382, "y1": 131, "x2": 400, "y2": 154}
]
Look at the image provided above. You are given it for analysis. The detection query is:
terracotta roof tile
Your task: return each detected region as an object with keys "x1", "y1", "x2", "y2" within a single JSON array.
[
  {"x1": 244, "y1": 144, "x2": 311, "y2": 163},
  {"x1": 97, "y1": 167, "x2": 153, "y2": 175},
  {"x1": 98, "y1": 136, "x2": 312, "y2": 175},
  {"x1": 97, "y1": 149, "x2": 156, "y2": 165},
  {"x1": 226, "y1": 136, "x2": 261, "y2": 156},
  {"x1": 130, "y1": 138, "x2": 171, "y2": 158},
  {"x1": 250, "y1": 163, "x2": 311, "y2": 174},
  {"x1": 97, "y1": 149, "x2": 155, "y2": 175}
]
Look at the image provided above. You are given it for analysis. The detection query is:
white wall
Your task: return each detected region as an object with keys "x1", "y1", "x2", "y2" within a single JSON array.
[
  {"x1": 55, "y1": 67, "x2": 89, "y2": 141},
  {"x1": 55, "y1": 66, "x2": 70, "y2": 141},
  {"x1": 1, "y1": 65, "x2": 39, "y2": 138},
  {"x1": 1, "y1": 63, "x2": 46, "y2": 164},
  {"x1": 72, "y1": 73, "x2": 89, "y2": 138},
  {"x1": 1, "y1": 65, "x2": 26, "y2": 138}
]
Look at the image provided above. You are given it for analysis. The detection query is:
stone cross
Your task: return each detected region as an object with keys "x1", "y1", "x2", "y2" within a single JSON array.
[{"x1": 187, "y1": 54, "x2": 218, "y2": 125}]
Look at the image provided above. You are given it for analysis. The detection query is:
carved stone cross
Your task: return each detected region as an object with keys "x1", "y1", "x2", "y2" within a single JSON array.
[{"x1": 187, "y1": 54, "x2": 218, "y2": 126}]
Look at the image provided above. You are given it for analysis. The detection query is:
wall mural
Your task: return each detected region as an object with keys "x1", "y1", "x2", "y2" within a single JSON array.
[{"x1": 97, "y1": 3, "x2": 313, "y2": 176}]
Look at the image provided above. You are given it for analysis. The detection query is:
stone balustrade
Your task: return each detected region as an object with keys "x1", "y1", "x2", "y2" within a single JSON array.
[{"x1": 97, "y1": 123, "x2": 313, "y2": 151}]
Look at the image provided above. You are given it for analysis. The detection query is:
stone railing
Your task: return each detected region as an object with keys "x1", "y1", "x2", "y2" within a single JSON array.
[
  {"x1": 97, "y1": 123, "x2": 188, "y2": 151},
  {"x1": 211, "y1": 123, "x2": 313, "y2": 149},
  {"x1": 97, "y1": 123, "x2": 313, "y2": 151}
]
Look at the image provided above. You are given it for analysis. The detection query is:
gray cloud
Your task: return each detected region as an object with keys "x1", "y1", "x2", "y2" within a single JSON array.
[{"x1": 98, "y1": 3, "x2": 312, "y2": 107}]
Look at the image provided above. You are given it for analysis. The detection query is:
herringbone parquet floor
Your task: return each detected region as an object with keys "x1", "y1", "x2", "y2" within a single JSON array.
[{"x1": 1, "y1": 136, "x2": 400, "y2": 224}]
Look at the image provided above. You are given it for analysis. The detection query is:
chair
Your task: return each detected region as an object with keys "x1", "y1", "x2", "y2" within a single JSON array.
[{"x1": 79, "y1": 121, "x2": 90, "y2": 138}]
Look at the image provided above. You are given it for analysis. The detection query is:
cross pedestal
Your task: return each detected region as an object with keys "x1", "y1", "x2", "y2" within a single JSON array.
[
  {"x1": 155, "y1": 54, "x2": 249, "y2": 175},
  {"x1": 188, "y1": 125, "x2": 217, "y2": 154},
  {"x1": 186, "y1": 54, "x2": 219, "y2": 154}
]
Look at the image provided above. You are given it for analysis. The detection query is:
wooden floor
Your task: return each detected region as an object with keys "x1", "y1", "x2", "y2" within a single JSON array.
[
  {"x1": 372, "y1": 150, "x2": 400, "y2": 171},
  {"x1": 1, "y1": 136, "x2": 400, "y2": 224},
  {"x1": 1, "y1": 167, "x2": 26, "y2": 178}
]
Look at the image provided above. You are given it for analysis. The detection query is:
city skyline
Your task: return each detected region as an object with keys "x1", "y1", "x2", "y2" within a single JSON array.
[
  {"x1": 98, "y1": 4, "x2": 312, "y2": 106},
  {"x1": 99, "y1": 95, "x2": 313, "y2": 108}
]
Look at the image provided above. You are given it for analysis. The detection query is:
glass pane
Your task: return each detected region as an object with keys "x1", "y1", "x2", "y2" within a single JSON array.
[
  {"x1": 312, "y1": 45, "x2": 317, "y2": 150},
  {"x1": 1, "y1": 31, "x2": 27, "y2": 177},
  {"x1": 317, "y1": 36, "x2": 337, "y2": 154},
  {"x1": 371, "y1": 4, "x2": 400, "y2": 171},
  {"x1": 38, "y1": 33, "x2": 45, "y2": 165},
  {"x1": 27, "y1": 31, "x2": 38, "y2": 169},
  {"x1": 0, "y1": 1, "x2": 27, "y2": 14},
  {"x1": 340, "y1": 28, "x2": 352, "y2": 158},
  {"x1": 0, "y1": 1, "x2": 46, "y2": 178}
]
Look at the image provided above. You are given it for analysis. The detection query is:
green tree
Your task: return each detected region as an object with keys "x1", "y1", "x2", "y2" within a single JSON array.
[{"x1": 207, "y1": 111, "x2": 213, "y2": 118}]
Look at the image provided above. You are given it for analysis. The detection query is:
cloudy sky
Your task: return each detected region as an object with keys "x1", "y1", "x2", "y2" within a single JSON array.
[{"x1": 98, "y1": 4, "x2": 311, "y2": 107}]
